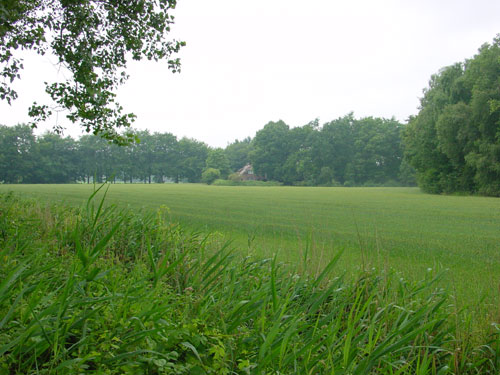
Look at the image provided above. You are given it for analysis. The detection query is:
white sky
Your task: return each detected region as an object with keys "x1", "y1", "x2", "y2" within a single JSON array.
[{"x1": 1, "y1": 0, "x2": 500, "y2": 148}]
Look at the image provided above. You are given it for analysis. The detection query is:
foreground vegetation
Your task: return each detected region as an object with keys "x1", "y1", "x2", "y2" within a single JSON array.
[
  {"x1": 2, "y1": 184, "x2": 499, "y2": 325},
  {"x1": 1, "y1": 189, "x2": 499, "y2": 374}
]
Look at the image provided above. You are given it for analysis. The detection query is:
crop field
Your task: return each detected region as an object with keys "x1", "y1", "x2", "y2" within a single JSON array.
[
  {"x1": 2, "y1": 183, "x2": 500, "y2": 373},
  {"x1": 2, "y1": 184, "x2": 499, "y2": 327}
]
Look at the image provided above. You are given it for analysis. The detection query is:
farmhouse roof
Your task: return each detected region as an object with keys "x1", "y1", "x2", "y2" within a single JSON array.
[{"x1": 238, "y1": 164, "x2": 253, "y2": 175}]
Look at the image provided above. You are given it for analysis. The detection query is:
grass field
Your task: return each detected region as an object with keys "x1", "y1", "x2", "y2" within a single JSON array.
[{"x1": 2, "y1": 184, "x2": 499, "y2": 330}]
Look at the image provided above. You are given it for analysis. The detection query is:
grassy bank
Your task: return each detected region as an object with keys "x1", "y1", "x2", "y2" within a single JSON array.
[{"x1": 1, "y1": 189, "x2": 499, "y2": 374}]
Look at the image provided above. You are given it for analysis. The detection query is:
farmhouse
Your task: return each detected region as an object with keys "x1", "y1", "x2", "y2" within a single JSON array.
[{"x1": 237, "y1": 164, "x2": 261, "y2": 181}]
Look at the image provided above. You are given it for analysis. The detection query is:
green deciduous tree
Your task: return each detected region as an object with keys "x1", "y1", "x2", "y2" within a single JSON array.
[
  {"x1": 151, "y1": 132, "x2": 179, "y2": 182},
  {"x1": 78, "y1": 134, "x2": 113, "y2": 183},
  {"x1": 0, "y1": 124, "x2": 37, "y2": 183},
  {"x1": 134, "y1": 130, "x2": 156, "y2": 183},
  {"x1": 404, "y1": 36, "x2": 500, "y2": 196},
  {"x1": 224, "y1": 137, "x2": 252, "y2": 171},
  {"x1": 281, "y1": 121, "x2": 318, "y2": 185},
  {"x1": 0, "y1": 0, "x2": 184, "y2": 143},
  {"x1": 177, "y1": 138, "x2": 209, "y2": 183},
  {"x1": 313, "y1": 115, "x2": 355, "y2": 185},
  {"x1": 250, "y1": 120, "x2": 291, "y2": 181},
  {"x1": 34, "y1": 132, "x2": 79, "y2": 183},
  {"x1": 205, "y1": 148, "x2": 231, "y2": 178}
]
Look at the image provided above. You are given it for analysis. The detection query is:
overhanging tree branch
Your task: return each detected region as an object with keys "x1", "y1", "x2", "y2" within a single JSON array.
[{"x1": 0, "y1": 0, "x2": 185, "y2": 144}]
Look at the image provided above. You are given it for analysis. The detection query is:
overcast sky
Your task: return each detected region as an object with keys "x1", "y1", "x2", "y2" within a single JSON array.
[{"x1": 1, "y1": 0, "x2": 500, "y2": 147}]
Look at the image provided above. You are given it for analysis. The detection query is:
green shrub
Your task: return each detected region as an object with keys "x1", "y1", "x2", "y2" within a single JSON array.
[
  {"x1": 212, "y1": 178, "x2": 237, "y2": 186},
  {"x1": 201, "y1": 168, "x2": 221, "y2": 185},
  {"x1": 228, "y1": 173, "x2": 242, "y2": 182},
  {"x1": 212, "y1": 179, "x2": 282, "y2": 187}
]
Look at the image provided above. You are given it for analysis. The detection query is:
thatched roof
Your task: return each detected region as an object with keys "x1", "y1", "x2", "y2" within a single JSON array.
[{"x1": 238, "y1": 164, "x2": 253, "y2": 175}]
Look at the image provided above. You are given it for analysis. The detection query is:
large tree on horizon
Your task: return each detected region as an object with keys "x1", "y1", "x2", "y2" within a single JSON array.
[{"x1": 404, "y1": 36, "x2": 500, "y2": 196}]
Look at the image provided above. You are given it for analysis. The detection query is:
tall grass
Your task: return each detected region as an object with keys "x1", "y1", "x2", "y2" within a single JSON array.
[{"x1": 0, "y1": 188, "x2": 498, "y2": 374}]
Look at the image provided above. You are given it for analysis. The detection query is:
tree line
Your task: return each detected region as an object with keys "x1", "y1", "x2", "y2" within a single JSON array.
[
  {"x1": 246, "y1": 116, "x2": 414, "y2": 186},
  {"x1": 0, "y1": 126, "x2": 209, "y2": 184},
  {"x1": 3, "y1": 36, "x2": 500, "y2": 194},
  {"x1": 2, "y1": 0, "x2": 500, "y2": 196},
  {"x1": 0, "y1": 115, "x2": 414, "y2": 186}
]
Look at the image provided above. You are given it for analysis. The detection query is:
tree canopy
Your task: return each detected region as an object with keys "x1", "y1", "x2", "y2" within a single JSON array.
[
  {"x1": 0, "y1": 116, "x2": 412, "y2": 186},
  {"x1": 0, "y1": 0, "x2": 184, "y2": 143},
  {"x1": 404, "y1": 36, "x2": 500, "y2": 196},
  {"x1": 249, "y1": 116, "x2": 407, "y2": 186}
]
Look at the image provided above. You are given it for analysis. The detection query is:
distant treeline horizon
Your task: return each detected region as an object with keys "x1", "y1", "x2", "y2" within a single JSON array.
[
  {"x1": 0, "y1": 113, "x2": 416, "y2": 187},
  {"x1": 2, "y1": 36, "x2": 500, "y2": 196}
]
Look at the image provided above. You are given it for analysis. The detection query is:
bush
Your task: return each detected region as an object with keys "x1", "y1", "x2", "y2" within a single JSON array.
[
  {"x1": 228, "y1": 173, "x2": 242, "y2": 182},
  {"x1": 292, "y1": 179, "x2": 315, "y2": 187},
  {"x1": 212, "y1": 179, "x2": 282, "y2": 187},
  {"x1": 317, "y1": 179, "x2": 341, "y2": 187},
  {"x1": 201, "y1": 168, "x2": 221, "y2": 184},
  {"x1": 212, "y1": 178, "x2": 237, "y2": 186}
]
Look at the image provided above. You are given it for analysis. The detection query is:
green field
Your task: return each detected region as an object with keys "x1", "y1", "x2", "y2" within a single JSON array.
[{"x1": 2, "y1": 184, "x2": 499, "y2": 327}]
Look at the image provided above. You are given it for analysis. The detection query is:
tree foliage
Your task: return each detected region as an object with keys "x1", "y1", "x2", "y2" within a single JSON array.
[
  {"x1": 404, "y1": 36, "x2": 500, "y2": 196},
  {"x1": 0, "y1": 125, "x2": 210, "y2": 183},
  {"x1": 224, "y1": 137, "x2": 252, "y2": 171},
  {"x1": 205, "y1": 148, "x2": 231, "y2": 178},
  {"x1": 0, "y1": 124, "x2": 37, "y2": 183},
  {"x1": 250, "y1": 120, "x2": 291, "y2": 181},
  {"x1": 1, "y1": 114, "x2": 411, "y2": 186},
  {"x1": 201, "y1": 167, "x2": 220, "y2": 185},
  {"x1": 248, "y1": 116, "x2": 407, "y2": 186},
  {"x1": 0, "y1": 0, "x2": 184, "y2": 143}
]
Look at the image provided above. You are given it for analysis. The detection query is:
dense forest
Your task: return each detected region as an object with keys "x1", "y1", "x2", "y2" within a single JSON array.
[{"x1": 0, "y1": 114, "x2": 413, "y2": 186}]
